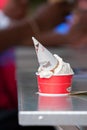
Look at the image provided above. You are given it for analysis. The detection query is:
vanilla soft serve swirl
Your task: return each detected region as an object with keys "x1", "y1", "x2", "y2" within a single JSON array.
[{"x1": 38, "y1": 54, "x2": 74, "y2": 78}]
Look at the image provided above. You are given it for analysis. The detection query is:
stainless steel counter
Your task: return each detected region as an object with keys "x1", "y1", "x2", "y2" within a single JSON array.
[{"x1": 15, "y1": 47, "x2": 87, "y2": 127}]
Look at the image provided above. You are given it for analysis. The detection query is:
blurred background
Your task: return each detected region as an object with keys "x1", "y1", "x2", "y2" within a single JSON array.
[{"x1": 0, "y1": 0, "x2": 46, "y2": 13}]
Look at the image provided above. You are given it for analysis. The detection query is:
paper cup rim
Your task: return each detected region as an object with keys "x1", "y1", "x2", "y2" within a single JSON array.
[{"x1": 36, "y1": 72, "x2": 74, "y2": 76}]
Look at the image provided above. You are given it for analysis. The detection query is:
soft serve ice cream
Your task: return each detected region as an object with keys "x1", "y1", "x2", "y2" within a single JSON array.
[
  {"x1": 32, "y1": 37, "x2": 74, "y2": 95},
  {"x1": 38, "y1": 54, "x2": 74, "y2": 78},
  {"x1": 32, "y1": 37, "x2": 74, "y2": 78}
]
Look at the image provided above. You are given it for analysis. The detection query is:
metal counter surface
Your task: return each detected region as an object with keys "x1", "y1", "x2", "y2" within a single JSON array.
[{"x1": 15, "y1": 47, "x2": 87, "y2": 126}]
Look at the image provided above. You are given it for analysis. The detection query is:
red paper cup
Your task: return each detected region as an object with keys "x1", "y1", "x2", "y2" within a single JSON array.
[
  {"x1": 38, "y1": 95, "x2": 72, "y2": 110},
  {"x1": 36, "y1": 74, "x2": 73, "y2": 95}
]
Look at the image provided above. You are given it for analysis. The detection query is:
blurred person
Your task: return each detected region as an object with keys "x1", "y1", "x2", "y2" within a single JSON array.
[
  {"x1": 28, "y1": 0, "x2": 87, "y2": 50},
  {"x1": 0, "y1": 0, "x2": 31, "y2": 110},
  {"x1": 0, "y1": 0, "x2": 31, "y2": 128}
]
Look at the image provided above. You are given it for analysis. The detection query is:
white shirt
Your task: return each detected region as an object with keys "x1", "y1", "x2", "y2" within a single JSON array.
[
  {"x1": 0, "y1": 10, "x2": 11, "y2": 29},
  {"x1": 0, "y1": 10, "x2": 15, "y2": 65}
]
